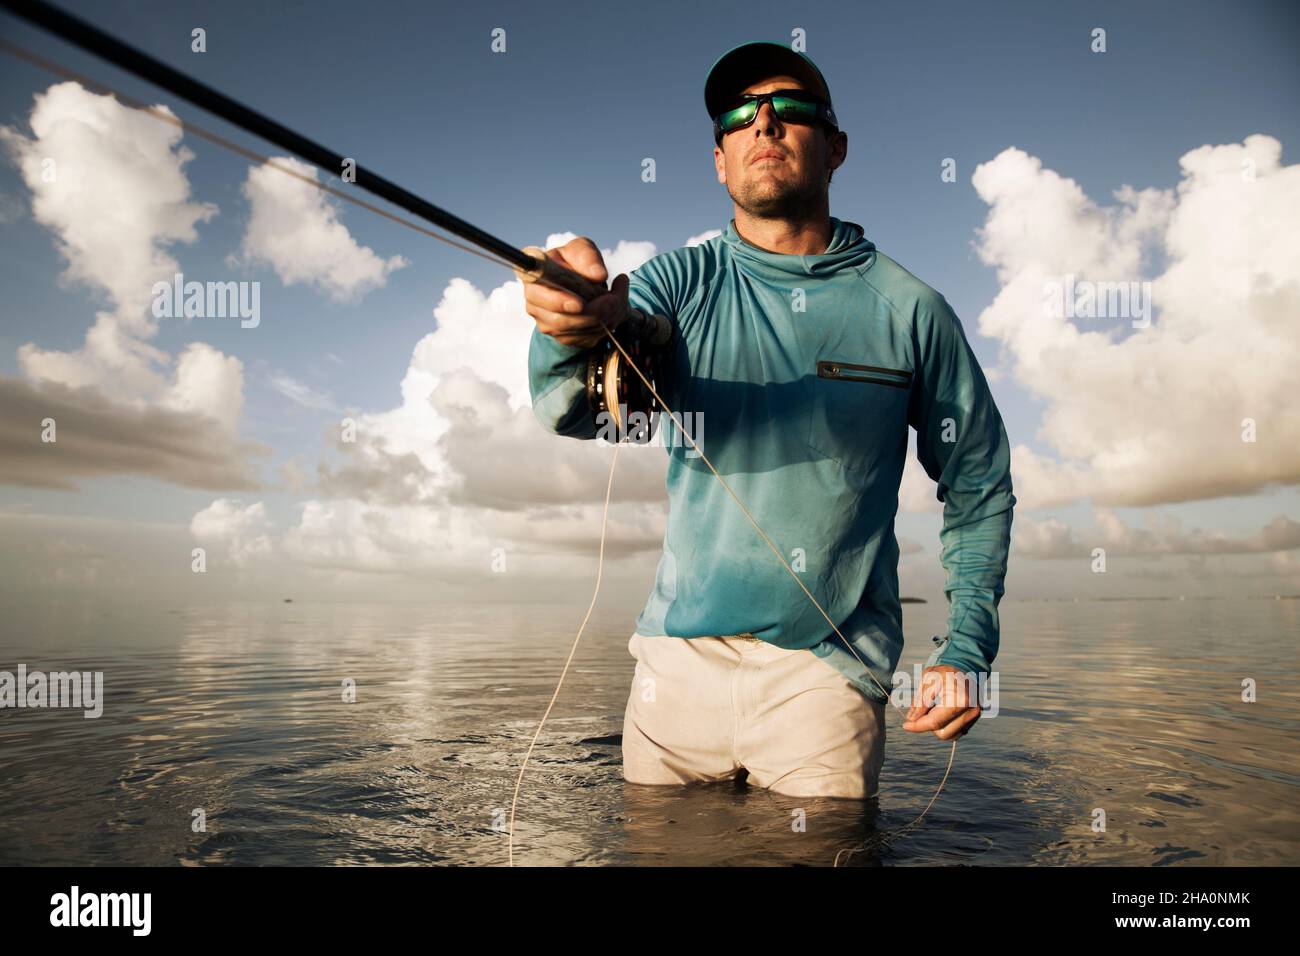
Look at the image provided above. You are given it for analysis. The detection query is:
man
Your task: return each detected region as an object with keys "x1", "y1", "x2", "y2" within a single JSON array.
[{"x1": 522, "y1": 41, "x2": 1015, "y2": 800}]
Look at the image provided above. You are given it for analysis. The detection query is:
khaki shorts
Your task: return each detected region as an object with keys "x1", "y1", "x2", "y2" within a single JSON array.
[{"x1": 622, "y1": 632, "x2": 887, "y2": 799}]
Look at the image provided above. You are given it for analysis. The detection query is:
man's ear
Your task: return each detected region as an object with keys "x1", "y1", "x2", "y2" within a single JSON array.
[
  {"x1": 714, "y1": 144, "x2": 727, "y2": 184},
  {"x1": 827, "y1": 128, "x2": 847, "y2": 180}
]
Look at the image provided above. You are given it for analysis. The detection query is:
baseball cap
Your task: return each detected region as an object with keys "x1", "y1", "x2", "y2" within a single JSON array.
[{"x1": 704, "y1": 41, "x2": 834, "y2": 120}]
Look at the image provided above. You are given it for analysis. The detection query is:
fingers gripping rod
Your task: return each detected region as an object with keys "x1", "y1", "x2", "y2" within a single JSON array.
[{"x1": 515, "y1": 247, "x2": 674, "y2": 348}]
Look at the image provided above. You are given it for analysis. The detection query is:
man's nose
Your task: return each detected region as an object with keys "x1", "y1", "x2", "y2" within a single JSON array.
[{"x1": 752, "y1": 101, "x2": 783, "y2": 134}]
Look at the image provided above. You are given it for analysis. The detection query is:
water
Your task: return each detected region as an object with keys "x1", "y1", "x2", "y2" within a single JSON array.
[{"x1": 1, "y1": 597, "x2": 1296, "y2": 866}]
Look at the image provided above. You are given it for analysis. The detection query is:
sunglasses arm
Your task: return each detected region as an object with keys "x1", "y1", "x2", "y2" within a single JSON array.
[{"x1": 517, "y1": 246, "x2": 673, "y2": 347}]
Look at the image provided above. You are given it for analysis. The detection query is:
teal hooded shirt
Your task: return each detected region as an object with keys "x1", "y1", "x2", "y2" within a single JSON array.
[{"x1": 527, "y1": 217, "x2": 1015, "y2": 705}]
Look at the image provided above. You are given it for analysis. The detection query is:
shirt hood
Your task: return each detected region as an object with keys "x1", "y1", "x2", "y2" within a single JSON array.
[{"x1": 720, "y1": 216, "x2": 876, "y2": 282}]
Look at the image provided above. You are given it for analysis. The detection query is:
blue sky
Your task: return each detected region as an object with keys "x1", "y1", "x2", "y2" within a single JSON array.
[{"x1": 1, "y1": 0, "x2": 1297, "y2": 605}]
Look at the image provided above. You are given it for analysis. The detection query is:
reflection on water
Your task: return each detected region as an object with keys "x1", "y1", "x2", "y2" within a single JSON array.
[{"x1": 0, "y1": 597, "x2": 1296, "y2": 866}]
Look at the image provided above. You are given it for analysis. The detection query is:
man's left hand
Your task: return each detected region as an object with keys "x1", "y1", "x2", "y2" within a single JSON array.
[{"x1": 902, "y1": 664, "x2": 981, "y2": 740}]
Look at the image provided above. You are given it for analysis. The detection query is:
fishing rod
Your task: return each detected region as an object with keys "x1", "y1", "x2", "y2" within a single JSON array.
[{"x1": 0, "y1": 0, "x2": 673, "y2": 439}]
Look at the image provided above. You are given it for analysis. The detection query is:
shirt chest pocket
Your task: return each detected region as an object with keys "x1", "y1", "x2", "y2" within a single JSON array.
[{"x1": 805, "y1": 359, "x2": 912, "y2": 476}]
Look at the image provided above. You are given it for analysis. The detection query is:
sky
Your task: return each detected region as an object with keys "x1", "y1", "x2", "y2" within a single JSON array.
[{"x1": 0, "y1": 0, "x2": 1298, "y2": 613}]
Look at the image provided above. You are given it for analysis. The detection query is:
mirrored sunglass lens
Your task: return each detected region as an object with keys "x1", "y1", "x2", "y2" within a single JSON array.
[
  {"x1": 773, "y1": 96, "x2": 819, "y2": 120},
  {"x1": 719, "y1": 101, "x2": 757, "y2": 131}
]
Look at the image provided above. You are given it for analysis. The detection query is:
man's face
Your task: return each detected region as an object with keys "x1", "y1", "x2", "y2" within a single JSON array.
[{"x1": 713, "y1": 75, "x2": 846, "y2": 220}]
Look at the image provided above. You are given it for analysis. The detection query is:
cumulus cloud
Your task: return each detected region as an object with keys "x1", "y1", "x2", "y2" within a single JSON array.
[
  {"x1": 433, "y1": 368, "x2": 669, "y2": 512},
  {"x1": 1013, "y1": 514, "x2": 1081, "y2": 559},
  {"x1": 0, "y1": 376, "x2": 266, "y2": 491},
  {"x1": 686, "y1": 229, "x2": 723, "y2": 246},
  {"x1": 165, "y1": 343, "x2": 246, "y2": 432},
  {"x1": 0, "y1": 82, "x2": 241, "y2": 413},
  {"x1": 971, "y1": 135, "x2": 1300, "y2": 510},
  {"x1": 1015, "y1": 508, "x2": 1300, "y2": 559},
  {"x1": 235, "y1": 155, "x2": 408, "y2": 301},
  {"x1": 308, "y1": 361, "x2": 669, "y2": 515},
  {"x1": 398, "y1": 231, "x2": 663, "y2": 412},
  {"x1": 308, "y1": 230, "x2": 675, "y2": 505},
  {"x1": 899, "y1": 433, "x2": 945, "y2": 515},
  {"x1": 279, "y1": 491, "x2": 664, "y2": 577},
  {"x1": 0, "y1": 81, "x2": 256, "y2": 484},
  {"x1": 270, "y1": 231, "x2": 703, "y2": 576},
  {"x1": 0, "y1": 82, "x2": 217, "y2": 339},
  {"x1": 190, "y1": 498, "x2": 273, "y2": 566},
  {"x1": 1092, "y1": 508, "x2": 1300, "y2": 555},
  {"x1": 314, "y1": 439, "x2": 440, "y2": 507}
]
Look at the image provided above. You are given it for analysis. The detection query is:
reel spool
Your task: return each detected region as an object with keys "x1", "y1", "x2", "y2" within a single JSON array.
[
  {"x1": 586, "y1": 328, "x2": 663, "y2": 444},
  {"x1": 518, "y1": 245, "x2": 674, "y2": 444}
]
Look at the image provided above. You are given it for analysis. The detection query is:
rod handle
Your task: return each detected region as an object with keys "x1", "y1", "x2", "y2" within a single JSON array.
[
  {"x1": 518, "y1": 245, "x2": 607, "y2": 301},
  {"x1": 517, "y1": 246, "x2": 673, "y2": 347}
]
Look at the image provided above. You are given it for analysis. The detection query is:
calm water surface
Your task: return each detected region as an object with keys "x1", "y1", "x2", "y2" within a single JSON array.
[{"x1": 1, "y1": 597, "x2": 1296, "y2": 866}]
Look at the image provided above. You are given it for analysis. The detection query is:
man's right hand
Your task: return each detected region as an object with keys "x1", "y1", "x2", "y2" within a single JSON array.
[{"x1": 523, "y1": 237, "x2": 630, "y2": 349}]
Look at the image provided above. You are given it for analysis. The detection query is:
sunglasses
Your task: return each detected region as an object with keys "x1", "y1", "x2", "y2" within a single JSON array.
[{"x1": 713, "y1": 89, "x2": 838, "y2": 144}]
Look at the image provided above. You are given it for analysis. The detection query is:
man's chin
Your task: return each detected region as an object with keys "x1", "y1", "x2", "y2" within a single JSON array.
[{"x1": 736, "y1": 190, "x2": 815, "y2": 219}]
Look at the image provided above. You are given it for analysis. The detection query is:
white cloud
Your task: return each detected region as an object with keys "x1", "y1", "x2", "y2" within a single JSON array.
[
  {"x1": 686, "y1": 229, "x2": 723, "y2": 247},
  {"x1": 1015, "y1": 508, "x2": 1300, "y2": 559},
  {"x1": 165, "y1": 343, "x2": 245, "y2": 432},
  {"x1": 236, "y1": 155, "x2": 408, "y2": 302},
  {"x1": 190, "y1": 498, "x2": 273, "y2": 566},
  {"x1": 0, "y1": 376, "x2": 265, "y2": 491},
  {"x1": 1092, "y1": 507, "x2": 1300, "y2": 555},
  {"x1": 0, "y1": 82, "x2": 248, "y2": 443},
  {"x1": 899, "y1": 433, "x2": 944, "y2": 515},
  {"x1": 273, "y1": 231, "x2": 696, "y2": 576},
  {"x1": 432, "y1": 367, "x2": 668, "y2": 511},
  {"x1": 311, "y1": 232, "x2": 672, "y2": 504},
  {"x1": 450, "y1": 232, "x2": 659, "y2": 407},
  {"x1": 0, "y1": 81, "x2": 217, "y2": 337},
  {"x1": 971, "y1": 135, "x2": 1300, "y2": 510},
  {"x1": 1013, "y1": 514, "x2": 1083, "y2": 559}
]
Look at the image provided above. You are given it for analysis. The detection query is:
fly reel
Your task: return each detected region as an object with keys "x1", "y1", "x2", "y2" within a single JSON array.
[{"x1": 586, "y1": 328, "x2": 665, "y2": 444}]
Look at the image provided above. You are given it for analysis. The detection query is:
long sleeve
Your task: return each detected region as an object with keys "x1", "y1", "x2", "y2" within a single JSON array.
[
  {"x1": 528, "y1": 329, "x2": 598, "y2": 438},
  {"x1": 906, "y1": 292, "x2": 1016, "y2": 677}
]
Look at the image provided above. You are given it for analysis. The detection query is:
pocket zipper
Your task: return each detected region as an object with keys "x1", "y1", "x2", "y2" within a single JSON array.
[{"x1": 817, "y1": 359, "x2": 912, "y2": 389}]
